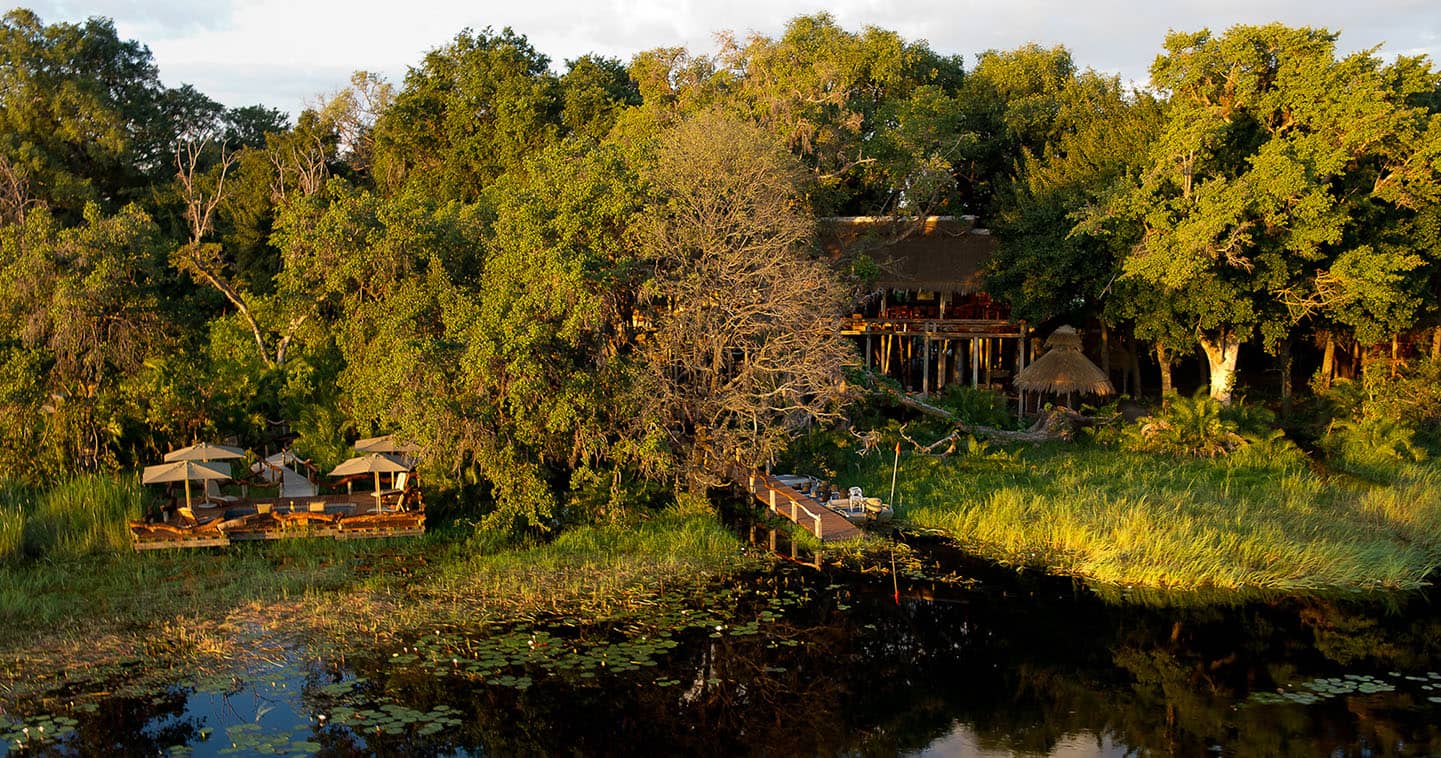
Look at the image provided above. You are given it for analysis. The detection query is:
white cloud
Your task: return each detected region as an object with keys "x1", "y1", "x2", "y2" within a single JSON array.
[{"x1": 23, "y1": 0, "x2": 1441, "y2": 114}]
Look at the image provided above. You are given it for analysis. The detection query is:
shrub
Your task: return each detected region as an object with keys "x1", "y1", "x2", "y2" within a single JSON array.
[
  {"x1": 1321, "y1": 417, "x2": 1426, "y2": 481},
  {"x1": 1122, "y1": 392, "x2": 1247, "y2": 458},
  {"x1": 932, "y1": 385, "x2": 1020, "y2": 430}
]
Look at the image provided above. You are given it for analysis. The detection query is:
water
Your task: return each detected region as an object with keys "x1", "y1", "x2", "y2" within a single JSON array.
[{"x1": 5, "y1": 538, "x2": 1441, "y2": 756}]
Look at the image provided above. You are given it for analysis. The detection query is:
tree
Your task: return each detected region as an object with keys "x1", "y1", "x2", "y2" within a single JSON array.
[
  {"x1": 559, "y1": 55, "x2": 642, "y2": 142},
  {"x1": 720, "y1": 13, "x2": 969, "y2": 215},
  {"x1": 0, "y1": 203, "x2": 168, "y2": 475},
  {"x1": 0, "y1": 10, "x2": 222, "y2": 218},
  {"x1": 988, "y1": 78, "x2": 1163, "y2": 325},
  {"x1": 314, "y1": 71, "x2": 394, "y2": 178},
  {"x1": 1110, "y1": 25, "x2": 1439, "y2": 402},
  {"x1": 633, "y1": 111, "x2": 855, "y2": 483},
  {"x1": 958, "y1": 44, "x2": 1080, "y2": 214},
  {"x1": 371, "y1": 27, "x2": 561, "y2": 200}
]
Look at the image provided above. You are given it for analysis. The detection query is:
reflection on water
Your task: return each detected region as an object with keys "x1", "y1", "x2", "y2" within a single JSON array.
[
  {"x1": 917, "y1": 727, "x2": 1130, "y2": 758},
  {"x1": 5, "y1": 537, "x2": 1441, "y2": 756}
]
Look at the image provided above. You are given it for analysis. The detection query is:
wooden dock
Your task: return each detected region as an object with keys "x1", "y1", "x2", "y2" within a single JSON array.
[
  {"x1": 129, "y1": 490, "x2": 426, "y2": 550},
  {"x1": 725, "y1": 462, "x2": 862, "y2": 542}
]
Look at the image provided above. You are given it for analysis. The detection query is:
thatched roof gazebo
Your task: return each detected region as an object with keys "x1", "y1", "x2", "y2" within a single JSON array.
[{"x1": 1014, "y1": 326, "x2": 1114, "y2": 412}]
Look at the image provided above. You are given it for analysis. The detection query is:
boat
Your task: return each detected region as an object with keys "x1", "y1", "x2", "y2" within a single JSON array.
[{"x1": 772, "y1": 475, "x2": 893, "y2": 525}]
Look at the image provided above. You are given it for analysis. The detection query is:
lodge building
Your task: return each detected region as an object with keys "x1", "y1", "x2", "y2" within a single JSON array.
[{"x1": 822, "y1": 216, "x2": 1030, "y2": 395}]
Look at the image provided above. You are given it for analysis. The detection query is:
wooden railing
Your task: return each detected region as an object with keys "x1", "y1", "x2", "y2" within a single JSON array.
[
  {"x1": 839, "y1": 317, "x2": 1023, "y2": 337},
  {"x1": 747, "y1": 469, "x2": 826, "y2": 539}
]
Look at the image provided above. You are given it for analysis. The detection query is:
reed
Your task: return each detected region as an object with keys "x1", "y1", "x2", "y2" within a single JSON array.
[
  {"x1": 23, "y1": 474, "x2": 149, "y2": 560},
  {"x1": 846, "y1": 443, "x2": 1441, "y2": 592},
  {"x1": 0, "y1": 505, "x2": 23, "y2": 564}
]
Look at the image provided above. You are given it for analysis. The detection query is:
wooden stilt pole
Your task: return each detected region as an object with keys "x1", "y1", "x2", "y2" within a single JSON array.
[
  {"x1": 921, "y1": 334, "x2": 930, "y2": 396},
  {"x1": 971, "y1": 337, "x2": 980, "y2": 388}
]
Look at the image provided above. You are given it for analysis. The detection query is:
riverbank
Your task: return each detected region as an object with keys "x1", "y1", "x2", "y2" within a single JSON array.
[
  {"x1": 841, "y1": 442, "x2": 1441, "y2": 592},
  {"x1": 0, "y1": 500, "x2": 756, "y2": 700}
]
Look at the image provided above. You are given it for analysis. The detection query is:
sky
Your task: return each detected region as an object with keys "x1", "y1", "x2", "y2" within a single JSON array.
[{"x1": 22, "y1": 0, "x2": 1441, "y2": 118}]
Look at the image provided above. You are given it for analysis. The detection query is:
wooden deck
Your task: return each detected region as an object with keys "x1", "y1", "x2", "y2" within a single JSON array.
[
  {"x1": 130, "y1": 490, "x2": 426, "y2": 550},
  {"x1": 840, "y1": 316, "x2": 1023, "y2": 339},
  {"x1": 724, "y1": 462, "x2": 862, "y2": 542}
]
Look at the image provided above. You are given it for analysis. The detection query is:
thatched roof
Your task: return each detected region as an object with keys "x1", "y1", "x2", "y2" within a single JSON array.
[
  {"x1": 819, "y1": 216, "x2": 996, "y2": 293},
  {"x1": 1014, "y1": 326, "x2": 1114, "y2": 396}
]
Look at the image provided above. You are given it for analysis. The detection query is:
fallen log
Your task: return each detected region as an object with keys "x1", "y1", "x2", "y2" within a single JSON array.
[{"x1": 880, "y1": 386, "x2": 1085, "y2": 444}]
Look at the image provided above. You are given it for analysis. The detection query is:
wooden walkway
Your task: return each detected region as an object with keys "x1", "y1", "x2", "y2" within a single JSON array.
[{"x1": 724, "y1": 462, "x2": 862, "y2": 542}]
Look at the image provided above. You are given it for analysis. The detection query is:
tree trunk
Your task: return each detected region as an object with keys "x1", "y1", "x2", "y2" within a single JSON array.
[
  {"x1": 1432, "y1": 326, "x2": 1440, "y2": 359},
  {"x1": 1319, "y1": 332, "x2": 1335, "y2": 390},
  {"x1": 1155, "y1": 341, "x2": 1173, "y2": 404},
  {"x1": 1198, "y1": 332, "x2": 1241, "y2": 404},
  {"x1": 1129, "y1": 342, "x2": 1143, "y2": 399},
  {"x1": 1100, "y1": 322, "x2": 1111, "y2": 377},
  {"x1": 1391, "y1": 334, "x2": 1400, "y2": 377}
]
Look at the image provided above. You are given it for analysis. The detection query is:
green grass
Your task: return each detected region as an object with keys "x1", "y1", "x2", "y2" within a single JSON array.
[{"x1": 843, "y1": 443, "x2": 1441, "y2": 592}]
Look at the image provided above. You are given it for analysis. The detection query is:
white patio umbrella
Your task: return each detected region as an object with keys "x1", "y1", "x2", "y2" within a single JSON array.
[
  {"x1": 142, "y1": 460, "x2": 233, "y2": 510},
  {"x1": 354, "y1": 435, "x2": 421, "y2": 463},
  {"x1": 163, "y1": 442, "x2": 245, "y2": 462},
  {"x1": 329, "y1": 453, "x2": 412, "y2": 513}
]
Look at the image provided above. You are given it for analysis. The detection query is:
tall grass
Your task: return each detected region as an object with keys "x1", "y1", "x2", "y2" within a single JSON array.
[
  {"x1": 24, "y1": 474, "x2": 148, "y2": 559},
  {"x1": 0, "y1": 474, "x2": 152, "y2": 564},
  {"x1": 0, "y1": 504, "x2": 24, "y2": 564},
  {"x1": 845, "y1": 443, "x2": 1441, "y2": 592}
]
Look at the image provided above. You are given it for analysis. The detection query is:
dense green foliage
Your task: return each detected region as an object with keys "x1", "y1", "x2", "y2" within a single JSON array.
[
  {"x1": 3, "y1": 8, "x2": 1440, "y2": 542},
  {"x1": 992, "y1": 24, "x2": 1441, "y2": 403}
]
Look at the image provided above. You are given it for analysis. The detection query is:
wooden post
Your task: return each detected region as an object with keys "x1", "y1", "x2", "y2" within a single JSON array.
[
  {"x1": 984, "y1": 338, "x2": 993, "y2": 387},
  {"x1": 971, "y1": 337, "x2": 980, "y2": 388},
  {"x1": 813, "y1": 513, "x2": 822, "y2": 539},
  {"x1": 921, "y1": 334, "x2": 930, "y2": 396},
  {"x1": 768, "y1": 529, "x2": 776, "y2": 552},
  {"x1": 938, "y1": 339, "x2": 948, "y2": 392},
  {"x1": 769, "y1": 489, "x2": 777, "y2": 512}
]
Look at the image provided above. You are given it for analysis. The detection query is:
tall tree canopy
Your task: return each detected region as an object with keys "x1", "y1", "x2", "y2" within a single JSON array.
[{"x1": 1109, "y1": 25, "x2": 1441, "y2": 402}]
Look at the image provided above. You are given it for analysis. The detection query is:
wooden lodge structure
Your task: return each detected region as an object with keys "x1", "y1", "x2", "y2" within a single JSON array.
[{"x1": 822, "y1": 216, "x2": 1029, "y2": 395}]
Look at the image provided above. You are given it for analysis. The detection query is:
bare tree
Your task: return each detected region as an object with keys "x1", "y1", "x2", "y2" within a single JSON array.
[
  {"x1": 313, "y1": 70, "x2": 393, "y2": 174},
  {"x1": 172, "y1": 139, "x2": 307, "y2": 368},
  {"x1": 0, "y1": 154, "x2": 39, "y2": 225},
  {"x1": 633, "y1": 111, "x2": 857, "y2": 486}
]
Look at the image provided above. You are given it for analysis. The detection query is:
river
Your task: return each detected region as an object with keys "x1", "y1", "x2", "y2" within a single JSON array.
[{"x1": 4, "y1": 534, "x2": 1440, "y2": 756}]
